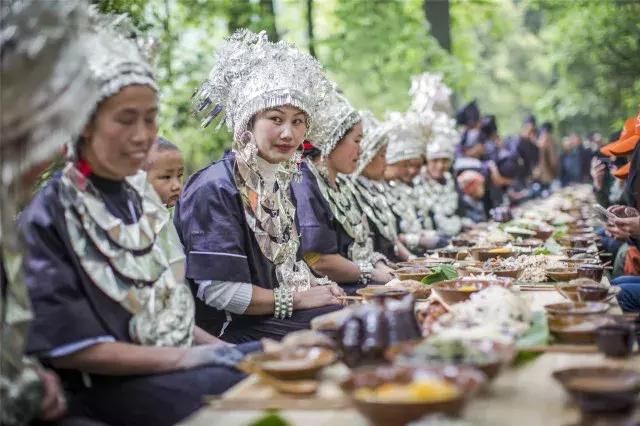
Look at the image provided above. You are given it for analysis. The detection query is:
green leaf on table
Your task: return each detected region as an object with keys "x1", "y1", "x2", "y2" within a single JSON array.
[
  {"x1": 249, "y1": 411, "x2": 290, "y2": 426},
  {"x1": 421, "y1": 265, "x2": 458, "y2": 285},
  {"x1": 516, "y1": 312, "x2": 549, "y2": 350}
]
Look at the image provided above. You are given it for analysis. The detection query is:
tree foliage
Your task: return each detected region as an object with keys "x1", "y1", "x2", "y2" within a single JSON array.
[{"x1": 91, "y1": 0, "x2": 639, "y2": 171}]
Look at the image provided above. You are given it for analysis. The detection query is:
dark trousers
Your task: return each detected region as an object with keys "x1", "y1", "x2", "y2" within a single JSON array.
[
  {"x1": 64, "y1": 341, "x2": 261, "y2": 426},
  {"x1": 613, "y1": 275, "x2": 640, "y2": 313}
]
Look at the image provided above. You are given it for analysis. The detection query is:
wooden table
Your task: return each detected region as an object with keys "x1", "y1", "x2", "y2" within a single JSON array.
[{"x1": 180, "y1": 291, "x2": 638, "y2": 426}]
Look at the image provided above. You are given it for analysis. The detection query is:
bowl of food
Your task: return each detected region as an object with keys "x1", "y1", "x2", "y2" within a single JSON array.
[
  {"x1": 545, "y1": 267, "x2": 579, "y2": 282},
  {"x1": 474, "y1": 247, "x2": 515, "y2": 262},
  {"x1": 544, "y1": 302, "x2": 610, "y2": 317},
  {"x1": 341, "y1": 365, "x2": 485, "y2": 426},
  {"x1": 534, "y1": 227, "x2": 554, "y2": 241},
  {"x1": 553, "y1": 367, "x2": 640, "y2": 414},
  {"x1": 387, "y1": 337, "x2": 516, "y2": 381},
  {"x1": 385, "y1": 280, "x2": 432, "y2": 300},
  {"x1": 394, "y1": 267, "x2": 433, "y2": 282},
  {"x1": 553, "y1": 282, "x2": 581, "y2": 302},
  {"x1": 576, "y1": 264, "x2": 604, "y2": 283},
  {"x1": 243, "y1": 347, "x2": 337, "y2": 381},
  {"x1": 545, "y1": 302, "x2": 611, "y2": 344},
  {"x1": 431, "y1": 278, "x2": 512, "y2": 305},
  {"x1": 357, "y1": 286, "x2": 411, "y2": 301}
]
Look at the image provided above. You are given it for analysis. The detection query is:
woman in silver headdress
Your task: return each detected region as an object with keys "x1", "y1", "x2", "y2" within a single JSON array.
[
  {"x1": 347, "y1": 112, "x2": 412, "y2": 262},
  {"x1": 1, "y1": 1, "x2": 99, "y2": 423},
  {"x1": 19, "y1": 13, "x2": 258, "y2": 426},
  {"x1": 408, "y1": 72, "x2": 461, "y2": 237},
  {"x1": 415, "y1": 116, "x2": 462, "y2": 237},
  {"x1": 384, "y1": 111, "x2": 446, "y2": 253},
  {"x1": 292, "y1": 89, "x2": 394, "y2": 292},
  {"x1": 175, "y1": 30, "x2": 344, "y2": 344}
]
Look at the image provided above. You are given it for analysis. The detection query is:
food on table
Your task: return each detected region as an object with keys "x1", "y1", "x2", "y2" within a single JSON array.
[
  {"x1": 430, "y1": 286, "x2": 532, "y2": 342},
  {"x1": 483, "y1": 255, "x2": 565, "y2": 282},
  {"x1": 354, "y1": 379, "x2": 459, "y2": 403}
]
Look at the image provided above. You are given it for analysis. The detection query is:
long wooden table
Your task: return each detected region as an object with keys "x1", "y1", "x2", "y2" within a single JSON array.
[{"x1": 180, "y1": 290, "x2": 639, "y2": 426}]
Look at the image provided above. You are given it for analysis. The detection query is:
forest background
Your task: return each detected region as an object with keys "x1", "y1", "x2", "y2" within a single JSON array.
[{"x1": 95, "y1": 0, "x2": 640, "y2": 172}]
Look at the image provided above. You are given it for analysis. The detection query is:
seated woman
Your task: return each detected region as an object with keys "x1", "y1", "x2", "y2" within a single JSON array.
[
  {"x1": 20, "y1": 19, "x2": 259, "y2": 426},
  {"x1": 292, "y1": 90, "x2": 394, "y2": 293},
  {"x1": 347, "y1": 111, "x2": 411, "y2": 262},
  {"x1": 408, "y1": 72, "x2": 461, "y2": 238},
  {"x1": 415, "y1": 137, "x2": 462, "y2": 237},
  {"x1": 383, "y1": 112, "x2": 446, "y2": 254},
  {"x1": 174, "y1": 30, "x2": 344, "y2": 344}
]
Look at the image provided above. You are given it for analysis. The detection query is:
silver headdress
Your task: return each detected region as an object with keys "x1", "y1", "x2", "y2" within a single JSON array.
[
  {"x1": 409, "y1": 72, "x2": 458, "y2": 161},
  {"x1": 385, "y1": 111, "x2": 426, "y2": 165},
  {"x1": 409, "y1": 72, "x2": 453, "y2": 116},
  {"x1": 193, "y1": 30, "x2": 330, "y2": 142},
  {"x1": 1, "y1": 0, "x2": 99, "y2": 185},
  {"x1": 307, "y1": 85, "x2": 361, "y2": 157},
  {"x1": 86, "y1": 8, "x2": 158, "y2": 103},
  {"x1": 355, "y1": 110, "x2": 389, "y2": 176},
  {"x1": 426, "y1": 113, "x2": 458, "y2": 161}
]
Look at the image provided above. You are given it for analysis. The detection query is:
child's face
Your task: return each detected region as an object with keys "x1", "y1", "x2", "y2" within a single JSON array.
[{"x1": 147, "y1": 148, "x2": 184, "y2": 207}]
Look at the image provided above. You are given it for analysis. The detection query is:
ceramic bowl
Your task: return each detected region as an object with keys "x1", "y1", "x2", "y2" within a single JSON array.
[
  {"x1": 341, "y1": 365, "x2": 485, "y2": 426},
  {"x1": 553, "y1": 367, "x2": 640, "y2": 414},
  {"x1": 244, "y1": 347, "x2": 337, "y2": 381},
  {"x1": 546, "y1": 267, "x2": 579, "y2": 282}
]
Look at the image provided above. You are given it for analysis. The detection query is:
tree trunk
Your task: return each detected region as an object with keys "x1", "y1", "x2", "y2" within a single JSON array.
[
  {"x1": 423, "y1": 0, "x2": 451, "y2": 52},
  {"x1": 306, "y1": 0, "x2": 316, "y2": 57},
  {"x1": 259, "y1": 0, "x2": 279, "y2": 41}
]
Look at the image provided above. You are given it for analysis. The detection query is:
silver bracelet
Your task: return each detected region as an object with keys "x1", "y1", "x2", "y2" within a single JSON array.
[
  {"x1": 357, "y1": 261, "x2": 374, "y2": 285},
  {"x1": 273, "y1": 287, "x2": 294, "y2": 319},
  {"x1": 370, "y1": 251, "x2": 388, "y2": 266}
]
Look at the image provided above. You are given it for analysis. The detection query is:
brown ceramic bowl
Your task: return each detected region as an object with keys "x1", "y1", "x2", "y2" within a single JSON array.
[
  {"x1": 341, "y1": 365, "x2": 485, "y2": 426},
  {"x1": 577, "y1": 284, "x2": 608, "y2": 302},
  {"x1": 431, "y1": 278, "x2": 512, "y2": 305},
  {"x1": 393, "y1": 267, "x2": 433, "y2": 282},
  {"x1": 548, "y1": 315, "x2": 612, "y2": 344},
  {"x1": 554, "y1": 282, "x2": 581, "y2": 302},
  {"x1": 546, "y1": 267, "x2": 579, "y2": 282},
  {"x1": 553, "y1": 367, "x2": 640, "y2": 414},
  {"x1": 545, "y1": 302, "x2": 611, "y2": 344},
  {"x1": 595, "y1": 324, "x2": 635, "y2": 358},
  {"x1": 244, "y1": 347, "x2": 337, "y2": 381},
  {"x1": 577, "y1": 264, "x2": 604, "y2": 283},
  {"x1": 534, "y1": 227, "x2": 554, "y2": 241},
  {"x1": 487, "y1": 268, "x2": 524, "y2": 280},
  {"x1": 475, "y1": 247, "x2": 515, "y2": 262},
  {"x1": 357, "y1": 286, "x2": 411, "y2": 301},
  {"x1": 545, "y1": 301, "x2": 610, "y2": 317}
]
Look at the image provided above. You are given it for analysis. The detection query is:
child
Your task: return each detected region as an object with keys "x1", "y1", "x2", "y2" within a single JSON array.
[
  {"x1": 457, "y1": 169, "x2": 488, "y2": 224},
  {"x1": 145, "y1": 136, "x2": 184, "y2": 208}
]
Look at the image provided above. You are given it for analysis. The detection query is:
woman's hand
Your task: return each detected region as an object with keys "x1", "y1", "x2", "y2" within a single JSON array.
[
  {"x1": 371, "y1": 262, "x2": 394, "y2": 284},
  {"x1": 37, "y1": 369, "x2": 67, "y2": 421},
  {"x1": 175, "y1": 344, "x2": 244, "y2": 370},
  {"x1": 293, "y1": 285, "x2": 344, "y2": 310}
]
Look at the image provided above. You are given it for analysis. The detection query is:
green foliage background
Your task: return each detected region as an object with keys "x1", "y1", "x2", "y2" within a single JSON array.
[{"x1": 94, "y1": 0, "x2": 640, "y2": 173}]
